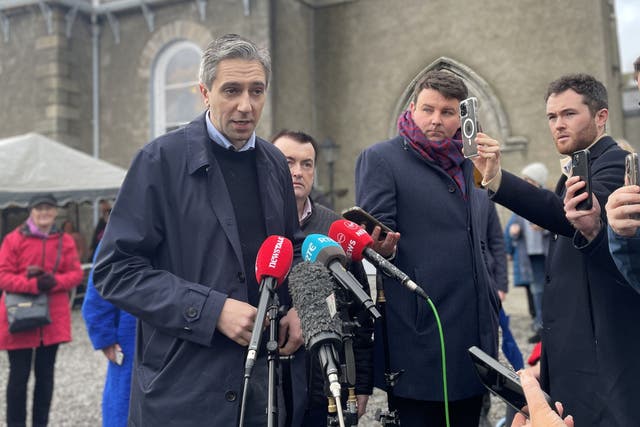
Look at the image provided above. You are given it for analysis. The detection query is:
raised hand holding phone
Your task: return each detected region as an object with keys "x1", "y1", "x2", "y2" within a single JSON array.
[
  {"x1": 606, "y1": 184, "x2": 640, "y2": 237},
  {"x1": 342, "y1": 207, "x2": 400, "y2": 258},
  {"x1": 564, "y1": 175, "x2": 601, "y2": 241},
  {"x1": 512, "y1": 370, "x2": 574, "y2": 427},
  {"x1": 342, "y1": 206, "x2": 394, "y2": 240}
]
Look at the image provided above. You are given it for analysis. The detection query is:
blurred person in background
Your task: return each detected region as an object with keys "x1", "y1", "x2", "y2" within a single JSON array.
[
  {"x1": 0, "y1": 193, "x2": 83, "y2": 427},
  {"x1": 504, "y1": 163, "x2": 550, "y2": 343},
  {"x1": 89, "y1": 200, "x2": 111, "y2": 261},
  {"x1": 62, "y1": 220, "x2": 88, "y2": 263}
]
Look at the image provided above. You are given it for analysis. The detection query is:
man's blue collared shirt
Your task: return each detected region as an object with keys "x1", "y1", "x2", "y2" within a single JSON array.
[{"x1": 205, "y1": 110, "x2": 256, "y2": 152}]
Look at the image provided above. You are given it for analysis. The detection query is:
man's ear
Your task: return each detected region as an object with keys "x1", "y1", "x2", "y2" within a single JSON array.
[
  {"x1": 199, "y1": 84, "x2": 209, "y2": 105},
  {"x1": 595, "y1": 108, "x2": 608, "y2": 130}
]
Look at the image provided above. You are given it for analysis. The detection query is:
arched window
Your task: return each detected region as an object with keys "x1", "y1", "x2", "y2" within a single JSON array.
[{"x1": 152, "y1": 41, "x2": 203, "y2": 137}]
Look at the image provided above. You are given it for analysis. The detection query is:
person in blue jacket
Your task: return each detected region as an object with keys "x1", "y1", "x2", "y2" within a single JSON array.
[
  {"x1": 504, "y1": 162, "x2": 550, "y2": 343},
  {"x1": 82, "y1": 242, "x2": 136, "y2": 427}
]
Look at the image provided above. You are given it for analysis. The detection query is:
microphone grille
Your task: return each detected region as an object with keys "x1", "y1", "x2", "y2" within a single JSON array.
[{"x1": 289, "y1": 261, "x2": 342, "y2": 350}]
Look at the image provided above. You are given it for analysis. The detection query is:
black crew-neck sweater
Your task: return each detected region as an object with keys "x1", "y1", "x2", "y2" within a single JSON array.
[{"x1": 209, "y1": 141, "x2": 267, "y2": 306}]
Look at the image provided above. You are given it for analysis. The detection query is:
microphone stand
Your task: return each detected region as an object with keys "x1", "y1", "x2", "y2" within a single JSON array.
[
  {"x1": 326, "y1": 319, "x2": 359, "y2": 427},
  {"x1": 375, "y1": 272, "x2": 402, "y2": 426},
  {"x1": 266, "y1": 294, "x2": 281, "y2": 427},
  {"x1": 239, "y1": 288, "x2": 279, "y2": 427}
]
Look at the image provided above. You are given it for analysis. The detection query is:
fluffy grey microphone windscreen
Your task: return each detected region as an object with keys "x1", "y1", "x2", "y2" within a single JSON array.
[{"x1": 288, "y1": 261, "x2": 342, "y2": 351}]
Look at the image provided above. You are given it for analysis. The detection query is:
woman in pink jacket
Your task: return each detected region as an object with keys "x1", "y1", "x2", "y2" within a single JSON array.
[{"x1": 0, "y1": 194, "x2": 83, "y2": 427}]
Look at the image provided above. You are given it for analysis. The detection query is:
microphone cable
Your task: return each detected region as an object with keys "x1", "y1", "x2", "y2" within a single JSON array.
[
  {"x1": 423, "y1": 295, "x2": 449, "y2": 427},
  {"x1": 328, "y1": 219, "x2": 450, "y2": 426}
]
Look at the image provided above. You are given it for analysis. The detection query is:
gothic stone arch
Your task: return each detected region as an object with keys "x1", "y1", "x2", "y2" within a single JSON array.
[{"x1": 390, "y1": 57, "x2": 527, "y2": 152}]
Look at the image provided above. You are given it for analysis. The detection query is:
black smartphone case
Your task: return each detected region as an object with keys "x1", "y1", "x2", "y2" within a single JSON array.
[
  {"x1": 342, "y1": 207, "x2": 392, "y2": 239},
  {"x1": 469, "y1": 346, "x2": 555, "y2": 418},
  {"x1": 572, "y1": 149, "x2": 592, "y2": 210}
]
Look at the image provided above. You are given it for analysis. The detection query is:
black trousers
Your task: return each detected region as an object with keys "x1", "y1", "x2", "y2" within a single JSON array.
[
  {"x1": 6, "y1": 344, "x2": 59, "y2": 427},
  {"x1": 394, "y1": 394, "x2": 483, "y2": 427}
]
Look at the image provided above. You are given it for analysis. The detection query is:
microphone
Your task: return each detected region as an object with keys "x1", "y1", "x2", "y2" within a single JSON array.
[
  {"x1": 302, "y1": 234, "x2": 381, "y2": 320},
  {"x1": 244, "y1": 235, "x2": 293, "y2": 379},
  {"x1": 289, "y1": 261, "x2": 345, "y2": 426},
  {"x1": 328, "y1": 219, "x2": 429, "y2": 300}
]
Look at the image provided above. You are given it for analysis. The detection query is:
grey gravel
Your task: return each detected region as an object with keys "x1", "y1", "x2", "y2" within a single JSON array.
[{"x1": 0, "y1": 289, "x2": 535, "y2": 427}]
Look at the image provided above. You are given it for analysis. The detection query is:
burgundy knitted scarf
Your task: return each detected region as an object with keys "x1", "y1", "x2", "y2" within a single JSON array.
[{"x1": 397, "y1": 109, "x2": 466, "y2": 196}]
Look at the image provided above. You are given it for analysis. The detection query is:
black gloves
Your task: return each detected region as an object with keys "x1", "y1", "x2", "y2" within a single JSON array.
[
  {"x1": 27, "y1": 266, "x2": 57, "y2": 292},
  {"x1": 36, "y1": 273, "x2": 57, "y2": 292}
]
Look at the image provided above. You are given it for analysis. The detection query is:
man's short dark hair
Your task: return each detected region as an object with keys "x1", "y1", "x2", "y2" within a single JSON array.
[
  {"x1": 634, "y1": 56, "x2": 640, "y2": 81},
  {"x1": 199, "y1": 33, "x2": 271, "y2": 89},
  {"x1": 271, "y1": 129, "x2": 319, "y2": 162},
  {"x1": 545, "y1": 74, "x2": 608, "y2": 115},
  {"x1": 412, "y1": 70, "x2": 469, "y2": 104}
]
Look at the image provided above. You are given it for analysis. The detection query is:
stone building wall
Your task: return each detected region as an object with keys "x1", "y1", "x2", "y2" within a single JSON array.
[{"x1": 0, "y1": 0, "x2": 633, "y2": 228}]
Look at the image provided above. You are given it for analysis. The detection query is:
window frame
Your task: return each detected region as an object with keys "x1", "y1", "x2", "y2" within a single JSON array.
[{"x1": 152, "y1": 40, "x2": 203, "y2": 138}]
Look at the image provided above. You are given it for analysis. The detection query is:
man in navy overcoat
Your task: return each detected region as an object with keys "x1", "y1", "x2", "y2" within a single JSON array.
[{"x1": 94, "y1": 34, "x2": 304, "y2": 426}]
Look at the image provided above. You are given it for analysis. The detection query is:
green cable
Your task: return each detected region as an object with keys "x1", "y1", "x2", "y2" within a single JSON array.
[{"x1": 426, "y1": 297, "x2": 449, "y2": 427}]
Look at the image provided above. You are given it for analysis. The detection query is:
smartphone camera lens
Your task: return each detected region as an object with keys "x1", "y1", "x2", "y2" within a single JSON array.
[
  {"x1": 465, "y1": 120, "x2": 474, "y2": 136},
  {"x1": 460, "y1": 103, "x2": 467, "y2": 117}
]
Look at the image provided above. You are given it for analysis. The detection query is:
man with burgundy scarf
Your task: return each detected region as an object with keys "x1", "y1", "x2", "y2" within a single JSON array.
[{"x1": 355, "y1": 70, "x2": 500, "y2": 427}]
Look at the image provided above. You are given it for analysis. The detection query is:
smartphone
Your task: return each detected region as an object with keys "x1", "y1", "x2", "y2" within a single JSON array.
[
  {"x1": 625, "y1": 153, "x2": 639, "y2": 186},
  {"x1": 624, "y1": 153, "x2": 640, "y2": 219},
  {"x1": 571, "y1": 149, "x2": 592, "y2": 210},
  {"x1": 459, "y1": 97, "x2": 479, "y2": 158},
  {"x1": 341, "y1": 206, "x2": 394, "y2": 240},
  {"x1": 115, "y1": 349, "x2": 124, "y2": 366},
  {"x1": 469, "y1": 346, "x2": 555, "y2": 418}
]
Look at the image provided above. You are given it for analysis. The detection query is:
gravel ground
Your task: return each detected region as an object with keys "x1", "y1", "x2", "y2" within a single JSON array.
[{"x1": 0, "y1": 288, "x2": 536, "y2": 427}]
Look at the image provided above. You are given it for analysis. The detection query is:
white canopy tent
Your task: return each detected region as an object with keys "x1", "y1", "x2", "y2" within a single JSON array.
[{"x1": 0, "y1": 133, "x2": 127, "y2": 208}]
